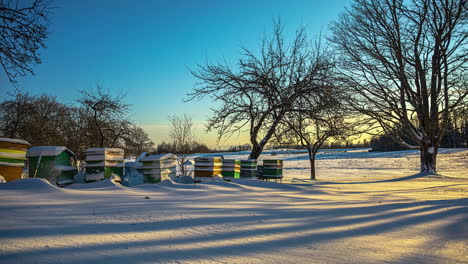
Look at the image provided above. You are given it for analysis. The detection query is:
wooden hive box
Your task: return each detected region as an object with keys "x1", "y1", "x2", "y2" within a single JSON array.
[
  {"x1": 140, "y1": 153, "x2": 177, "y2": 183},
  {"x1": 27, "y1": 146, "x2": 77, "y2": 186},
  {"x1": 85, "y1": 148, "x2": 124, "y2": 181},
  {"x1": 221, "y1": 159, "x2": 240, "y2": 179},
  {"x1": 0, "y1": 138, "x2": 31, "y2": 182},
  {"x1": 262, "y1": 159, "x2": 283, "y2": 176},
  {"x1": 194, "y1": 156, "x2": 222, "y2": 179},
  {"x1": 240, "y1": 159, "x2": 258, "y2": 178}
]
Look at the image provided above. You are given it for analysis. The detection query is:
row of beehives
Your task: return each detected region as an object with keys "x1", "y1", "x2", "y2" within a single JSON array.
[
  {"x1": 0, "y1": 137, "x2": 178, "y2": 186},
  {"x1": 193, "y1": 157, "x2": 283, "y2": 182},
  {"x1": 0, "y1": 137, "x2": 283, "y2": 185}
]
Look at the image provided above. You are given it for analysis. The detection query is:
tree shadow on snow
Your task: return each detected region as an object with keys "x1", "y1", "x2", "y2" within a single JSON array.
[{"x1": 0, "y1": 190, "x2": 466, "y2": 263}]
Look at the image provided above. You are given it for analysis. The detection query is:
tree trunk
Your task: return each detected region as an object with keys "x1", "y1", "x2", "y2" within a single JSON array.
[
  {"x1": 420, "y1": 144, "x2": 437, "y2": 174},
  {"x1": 249, "y1": 143, "x2": 264, "y2": 160},
  {"x1": 248, "y1": 116, "x2": 284, "y2": 160},
  {"x1": 307, "y1": 147, "x2": 316, "y2": 180}
]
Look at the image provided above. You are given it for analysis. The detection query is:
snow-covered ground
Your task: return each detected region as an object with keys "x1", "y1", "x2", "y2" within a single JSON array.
[{"x1": 0, "y1": 148, "x2": 467, "y2": 263}]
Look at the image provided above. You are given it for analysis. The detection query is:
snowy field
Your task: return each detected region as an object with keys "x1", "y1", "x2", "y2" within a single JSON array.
[{"x1": 0, "y1": 148, "x2": 467, "y2": 263}]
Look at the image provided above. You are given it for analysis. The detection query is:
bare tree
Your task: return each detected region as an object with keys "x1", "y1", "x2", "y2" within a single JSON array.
[
  {"x1": 330, "y1": 0, "x2": 467, "y2": 174},
  {"x1": 0, "y1": 89, "x2": 34, "y2": 137},
  {"x1": 0, "y1": 89, "x2": 154, "y2": 160},
  {"x1": 77, "y1": 85, "x2": 130, "y2": 148},
  {"x1": 123, "y1": 124, "x2": 155, "y2": 157},
  {"x1": 0, "y1": 0, "x2": 52, "y2": 84},
  {"x1": 274, "y1": 90, "x2": 358, "y2": 179},
  {"x1": 21, "y1": 94, "x2": 69, "y2": 145},
  {"x1": 168, "y1": 114, "x2": 194, "y2": 175},
  {"x1": 188, "y1": 21, "x2": 335, "y2": 159}
]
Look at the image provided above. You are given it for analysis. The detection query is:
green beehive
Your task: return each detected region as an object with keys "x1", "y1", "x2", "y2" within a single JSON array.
[
  {"x1": 140, "y1": 153, "x2": 177, "y2": 183},
  {"x1": 26, "y1": 146, "x2": 77, "y2": 186},
  {"x1": 85, "y1": 148, "x2": 124, "y2": 182},
  {"x1": 261, "y1": 159, "x2": 283, "y2": 182},
  {"x1": 221, "y1": 159, "x2": 240, "y2": 180},
  {"x1": 240, "y1": 159, "x2": 257, "y2": 179}
]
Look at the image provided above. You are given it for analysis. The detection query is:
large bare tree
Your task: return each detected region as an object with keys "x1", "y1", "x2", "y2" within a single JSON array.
[
  {"x1": 330, "y1": 0, "x2": 467, "y2": 174},
  {"x1": 0, "y1": 0, "x2": 52, "y2": 84},
  {"x1": 188, "y1": 21, "x2": 335, "y2": 159}
]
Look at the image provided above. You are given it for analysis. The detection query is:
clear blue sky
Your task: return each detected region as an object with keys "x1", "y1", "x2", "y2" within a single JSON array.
[{"x1": 0, "y1": 0, "x2": 351, "y2": 148}]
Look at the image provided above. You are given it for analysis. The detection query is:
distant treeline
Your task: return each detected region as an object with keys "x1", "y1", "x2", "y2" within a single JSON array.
[
  {"x1": 264, "y1": 125, "x2": 468, "y2": 152},
  {"x1": 268, "y1": 141, "x2": 371, "y2": 150},
  {"x1": 154, "y1": 141, "x2": 211, "y2": 155},
  {"x1": 0, "y1": 89, "x2": 154, "y2": 159},
  {"x1": 369, "y1": 125, "x2": 467, "y2": 152}
]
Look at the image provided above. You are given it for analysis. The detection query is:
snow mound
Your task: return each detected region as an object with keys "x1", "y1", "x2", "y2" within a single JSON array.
[
  {"x1": 175, "y1": 175, "x2": 194, "y2": 184},
  {"x1": 157, "y1": 179, "x2": 177, "y2": 187},
  {"x1": 65, "y1": 179, "x2": 125, "y2": 190},
  {"x1": 231, "y1": 179, "x2": 304, "y2": 191},
  {"x1": 122, "y1": 170, "x2": 144, "y2": 186},
  {"x1": 155, "y1": 179, "x2": 203, "y2": 189},
  {"x1": 0, "y1": 178, "x2": 61, "y2": 192}
]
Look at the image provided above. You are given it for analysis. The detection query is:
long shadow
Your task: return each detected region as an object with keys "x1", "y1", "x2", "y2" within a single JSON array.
[
  {"x1": 0, "y1": 197, "x2": 465, "y2": 239},
  {"x1": 1, "y1": 176, "x2": 467, "y2": 263},
  {"x1": 0, "y1": 197, "x2": 466, "y2": 263},
  {"x1": 318, "y1": 173, "x2": 437, "y2": 185}
]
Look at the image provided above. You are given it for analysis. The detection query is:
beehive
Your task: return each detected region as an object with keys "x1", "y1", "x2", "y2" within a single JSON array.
[
  {"x1": 194, "y1": 156, "x2": 222, "y2": 181},
  {"x1": 27, "y1": 146, "x2": 77, "y2": 186},
  {"x1": 140, "y1": 153, "x2": 177, "y2": 183},
  {"x1": 261, "y1": 159, "x2": 283, "y2": 181},
  {"x1": 0, "y1": 138, "x2": 30, "y2": 182},
  {"x1": 85, "y1": 148, "x2": 124, "y2": 182},
  {"x1": 221, "y1": 159, "x2": 240, "y2": 180},
  {"x1": 240, "y1": 159, "x2": 257, "y2": 178}
]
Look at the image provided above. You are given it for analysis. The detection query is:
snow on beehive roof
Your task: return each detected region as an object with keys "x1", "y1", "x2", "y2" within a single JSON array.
[
  {"x1": 0, "y1": 178, "x2": 61, "y2": 192},
  {"x1": 140, "y1": 153, "x2": 177, "y2": 161},
  {"x1": 85, "y1": 148, "x2": 124, "y2": 154},
  {"x1": 26, "y1": 146, "x2": 75, "y2": 157},
  {"x1": 0, "y1": 137, "x2": 31, "y2": 146}
]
